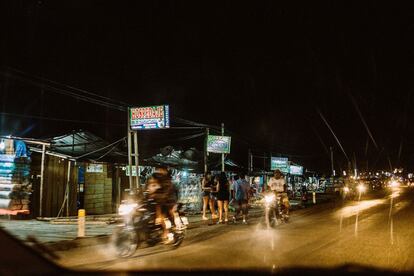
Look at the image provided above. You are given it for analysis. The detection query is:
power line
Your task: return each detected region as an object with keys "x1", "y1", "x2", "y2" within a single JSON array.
[
  {"x1": 5, "y1": 67, "x2": 130, "y2": 106},
  {"x1": 75, "y1": 137, "x2": 126, "y2": 160},
  {"x1": 0, "y1": 68, "x2": 127, "y2": 111},
  {"x1": 1, "y1": 67, "x2": 319, "y2": 162},
  {"x1": 0, "y1": 112, "x2": 125, "y2": 126}
]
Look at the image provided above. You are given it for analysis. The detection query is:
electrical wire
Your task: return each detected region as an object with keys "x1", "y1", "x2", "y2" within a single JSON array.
[
  {"x1": 74, "y1": 137, "x2": 126, "y2": 160},
  {"x1": 5, "y1": 67, "x2": 130, "y2": 106},
  {"x1": 91, "y1": 144, "x2": 119, "y2": 162},
  {"x1": 0, "y1": 69, "x2": 127, "y2": 111},
  {"x1": 0, "y1": 112, "x2": 125, "y2": 126},
  {"x1": 1, "y1": 67, "x2": 315, "y2": 160}
]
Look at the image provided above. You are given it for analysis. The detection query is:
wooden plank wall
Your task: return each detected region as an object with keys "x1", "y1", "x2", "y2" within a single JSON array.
[{"x1": 31, "y1": 153, "x2": 77, "y2": 217}]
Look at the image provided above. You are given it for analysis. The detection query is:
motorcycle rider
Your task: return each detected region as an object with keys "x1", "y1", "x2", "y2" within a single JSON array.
[
  {"x1": 267, "y1": 169, "x2": 290, "y2": 215},
  {"x1": 145, "y1": 167, "x2": 180, "y2": 243}
]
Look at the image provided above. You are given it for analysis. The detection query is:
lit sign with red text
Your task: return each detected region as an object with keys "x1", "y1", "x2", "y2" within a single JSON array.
[{"x1": 130, "y1": 105, "x2": 170, "y2": 130}]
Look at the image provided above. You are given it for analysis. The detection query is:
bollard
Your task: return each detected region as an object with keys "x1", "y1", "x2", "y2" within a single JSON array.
[
  {"x1": 312, "y1": 192, "x2": 316, "y2": 204},
  {"x1": 78, "y1": 209, "x2": 85, "y2": 237}
]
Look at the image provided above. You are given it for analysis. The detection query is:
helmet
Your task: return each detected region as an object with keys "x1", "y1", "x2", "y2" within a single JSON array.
[{"x1": 274, "y1": 169, "x2": 283, "y2": 178}]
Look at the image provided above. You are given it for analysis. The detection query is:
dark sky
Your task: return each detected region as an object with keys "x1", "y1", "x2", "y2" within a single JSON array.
[{"x1": 1, "y1": 1, "x2": 414, "y2": 173}]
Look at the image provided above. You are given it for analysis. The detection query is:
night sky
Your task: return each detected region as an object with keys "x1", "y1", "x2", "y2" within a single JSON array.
[{"x1": 1, "y1": 1, "x2": 414, "y2": 174}]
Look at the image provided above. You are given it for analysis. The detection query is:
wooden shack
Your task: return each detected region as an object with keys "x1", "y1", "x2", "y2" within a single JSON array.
[{"x1": 30, "y1": 152, "x2": 77, "y2": 218}]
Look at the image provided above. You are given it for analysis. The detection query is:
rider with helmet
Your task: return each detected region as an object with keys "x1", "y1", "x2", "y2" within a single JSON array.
[{"x1": 146, "y1": 167, "x2": 180, "y2": 243}]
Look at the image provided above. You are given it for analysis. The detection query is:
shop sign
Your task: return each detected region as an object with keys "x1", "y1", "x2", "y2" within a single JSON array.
[
  {"x1": 124, "y1": 166, "x2": 140, "y2": 177},
  {"x1": 130, "y1": 105, "x2": 170, "y2": 130},
  {"x1": 207, "y1": 135, "x2": 231, "y2": 154},
  {"x1": 86, "y1": 164, "x2": 103, "y2": 173},
  {"x1": 289, "y1": 165, "x2": 304, "y2": 175},
  {"x1": 270, "y1": 157, "x2": 289, "y2": 173}
]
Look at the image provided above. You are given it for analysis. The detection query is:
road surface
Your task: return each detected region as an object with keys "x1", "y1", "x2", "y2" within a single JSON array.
[{"x1": 55, "y1": 187, "x2": 414, "y2": 273}]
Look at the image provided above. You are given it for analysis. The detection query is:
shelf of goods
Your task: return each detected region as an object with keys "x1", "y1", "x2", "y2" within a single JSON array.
[{"x1": 0, "y1": 154, "x2": 32, "y2": 215}]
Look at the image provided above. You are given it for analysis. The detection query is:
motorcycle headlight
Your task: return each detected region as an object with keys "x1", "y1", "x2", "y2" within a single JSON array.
[
  {"x1": 343, "y1": 187, "x2": 350, "y2": 193},
  {"x1": 357, "y1": 184, "x2": 366, "y2": 193},
  {"x1": 389, "y1": 180, "x2": 400, "y2": 188},
  {"x1": 264, "y1": 194, "x2": 275, "y2": 204},
  {"x1": 118, "y1": 203, "x2": 138, "y2": 216}
]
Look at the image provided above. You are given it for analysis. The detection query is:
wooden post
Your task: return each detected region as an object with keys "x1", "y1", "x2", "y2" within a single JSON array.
[{"x1": 39, "y1": 144, "x2": 46, "y2": 217}]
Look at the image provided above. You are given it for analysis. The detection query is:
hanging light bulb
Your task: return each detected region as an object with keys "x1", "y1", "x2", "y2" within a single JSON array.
[{"x1": 0, "y1": 140, "x2": 5, "y2": 151}]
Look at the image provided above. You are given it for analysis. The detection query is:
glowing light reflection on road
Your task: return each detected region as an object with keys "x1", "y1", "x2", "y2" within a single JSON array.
[{"x1": 337, "y1": 199, "x2": 385, "y2": 218}]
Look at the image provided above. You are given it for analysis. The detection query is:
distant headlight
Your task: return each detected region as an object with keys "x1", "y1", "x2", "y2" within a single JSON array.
[
  {"x1": 389, "y1": 180, "x2": 400, "y2": 188},
  {"x1": 118, "y1": 203, "x2": 138, "y2": 216},
  {"x1": 343, "y1": 187, "x2": 350, "y2": 193}
]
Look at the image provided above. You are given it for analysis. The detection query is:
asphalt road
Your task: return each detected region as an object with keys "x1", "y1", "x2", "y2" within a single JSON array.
[{"x1": 55, "y1": 187, "x2": 414, "y2": 273}]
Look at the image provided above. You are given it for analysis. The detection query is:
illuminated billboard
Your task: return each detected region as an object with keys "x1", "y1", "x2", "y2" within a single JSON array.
[
  {"x1": 270, "y1": 157, "x2": 289, "y2": 173},
  {"x1": 207, "y1": 135, "x2": 231, "y2": 154},
  {"x1": 130, "y1": 105, "x2": 170, "y2": 130},
  {"x1": 289, "y1": 165, "x2": 304, "y2": 175}
]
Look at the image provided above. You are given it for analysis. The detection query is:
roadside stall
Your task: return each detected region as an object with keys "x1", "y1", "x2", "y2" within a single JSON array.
[
  {"x1": 0, "y1": 137, "x2": 35, "y2": 217},
  {"x1": 123, "y1": 147, "x2": 205, "y2": 214}
]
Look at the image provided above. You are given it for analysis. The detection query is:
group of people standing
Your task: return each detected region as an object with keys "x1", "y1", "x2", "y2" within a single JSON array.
[
  {"x1": 201, "y1": 169, "x2": 291, "y2": 224},
  {"x1": 201, "y1": 171, "x2": 251, "y2": 224}
]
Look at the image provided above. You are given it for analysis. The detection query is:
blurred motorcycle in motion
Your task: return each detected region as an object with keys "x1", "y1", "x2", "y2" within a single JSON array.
[
  {"x1": 263, "y1": 192, "x2": 289, "y2": 228},
  {"x1": 112, "y1": 193, "x2": 188, "y2": 258}
]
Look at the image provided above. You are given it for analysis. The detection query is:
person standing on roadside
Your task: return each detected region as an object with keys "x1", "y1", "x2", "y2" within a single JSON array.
[
  {"x1": 233, "y1": 172, "x2": 250, "y2": 224},
  {"x1": 201, "y1": 172, "x2": 217, "y2": 220},
  {"x1": 229, "y1": 174, "x2": 239, "y2": 213},
  {"x1": 216, "y1": 172, "x2": 230, "y2": 224}
]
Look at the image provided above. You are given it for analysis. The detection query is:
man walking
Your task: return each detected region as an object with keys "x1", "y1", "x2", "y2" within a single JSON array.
[{"x1": 233, "y1": 172, "x2": 250, "y2": 224}]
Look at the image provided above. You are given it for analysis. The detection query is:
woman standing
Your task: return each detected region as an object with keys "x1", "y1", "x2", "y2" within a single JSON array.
[
  {"x1": 216, "y1": 172, "x2": 230, "y2": 224},
  {"x1": 201, "y1": 172, "x2": 217, "y2": 220}
]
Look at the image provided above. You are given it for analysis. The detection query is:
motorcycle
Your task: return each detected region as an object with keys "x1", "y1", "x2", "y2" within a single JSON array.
[
  {"x1": 112, "y1": 194, "x2": 188, "y2": 258},
  {"x1": 263, "y1": 192, "x2": 289, "y2": 228},
  {"x1": 342, "y1": 184, "x2": 367, "y2": 200}
]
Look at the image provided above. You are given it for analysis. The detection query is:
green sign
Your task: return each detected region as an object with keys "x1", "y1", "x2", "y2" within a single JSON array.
[
  {"x1": 270, "y1": 157, "x2": 289, "y2": 173},
  {"x1": 207, "y1": 135, "x2": 231, "y2": 154}
]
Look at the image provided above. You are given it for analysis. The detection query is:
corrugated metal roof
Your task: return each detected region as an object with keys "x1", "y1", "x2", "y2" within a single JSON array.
[{"x1": 48, "y1": 131, "x2": 126, "y2": 161}]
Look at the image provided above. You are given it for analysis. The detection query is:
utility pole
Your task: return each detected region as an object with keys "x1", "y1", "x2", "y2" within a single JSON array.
[
  {"x1": 127, "y1": 108, "x2": 133, "y2": 191},
  {"x1": 353, "y1": 152, "x2": 358, "y2": 178},
  {"x1": 127, "y1": 108, "x2": 140, "y2": 192},
  {"x1": 221, "y1": 123, "x2": 225, "y2": 172},
  {"x1": 330, "y1": 146, "x2": 335, "y2": 176},
  {"x1": 248, "y1": 149, "x2": 253, "y2": 174},
  {"x1": 204, "y1": 128, "x2": 209, "y2": 174},
  {"x1": 134, "y1": 130, "x2": 139, "y2": 189}
]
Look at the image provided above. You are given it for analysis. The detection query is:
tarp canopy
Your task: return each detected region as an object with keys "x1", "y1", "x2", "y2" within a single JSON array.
[
  {"x1": 143, "y1": 147, "x2": 201, "y2": 171},
  {"x1": 27, "y1": 130, "x2": 127, "y2": 162},
  {"x1": 143, "y1": 146, "x2": 241, "y2": 172},
  {"x1": 49, "y1": 131, "x2": 126, "y2": 162}
]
